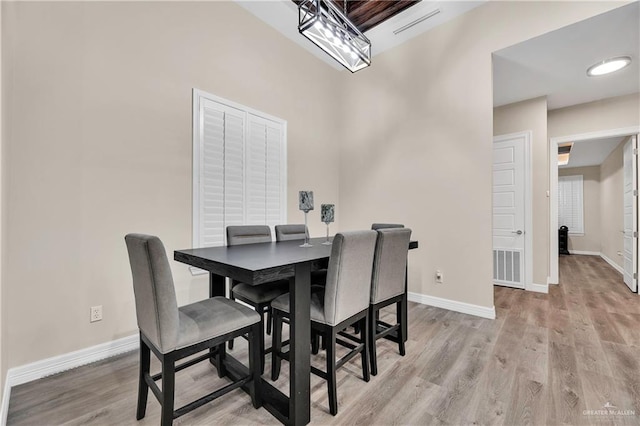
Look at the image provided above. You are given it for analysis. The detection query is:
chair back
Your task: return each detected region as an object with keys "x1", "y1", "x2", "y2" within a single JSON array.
[
  {"x1": 226, "y1": 225, "x2": 272, "y2": 246},
  {"x1": 275, "y1": 224, "x2": 308, "y2": 242},
  {"x1": 323, "y1": 230, "x2": 377, "y2": 326},
  {"x1": 125, "y1": 234, "x2": 179, "y2": 353},
  {"x1": 371, "y1": 223, "x2": 405, "y2": 230},
  {"x1": 371, "y1": 228, "x2": 412, "y2": 304}
]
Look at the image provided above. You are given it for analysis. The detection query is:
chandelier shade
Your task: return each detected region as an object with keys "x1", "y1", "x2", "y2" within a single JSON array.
[{"x1": 298, "y1": 0, "x2": 371, "y2": 73}]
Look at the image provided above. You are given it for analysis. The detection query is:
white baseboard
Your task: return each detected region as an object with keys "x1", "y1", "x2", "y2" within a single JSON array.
[
  {"x1": 408, "y1": 292, "x2": 496, "y2": 319},
  {"x1": 0, "y1": 334, "x2": 138, "y2": 425},
  {"x1": 600, "y1": 253, "x2": 624, "y2": 275},
  {"x1": 527, "y1": 282, "x2": 548, "y2": 294},
  {"x1": 570, "y1": 250, "x2": 600, "y2": 256}
]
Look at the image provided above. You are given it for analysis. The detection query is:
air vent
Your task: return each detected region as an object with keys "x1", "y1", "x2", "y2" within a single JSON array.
[
  {"x1": 558, "y1": 145, "x2": 572, "y2": 154},
  {"x1": 558, "y1": 142, "x2": 573, "y2": 166},
  {"x1": 493, "y1": 249, "x2": 522, "y2": 285},
  {"x1": 393, "y1": 9, "x2": 441, "y2": 35}
]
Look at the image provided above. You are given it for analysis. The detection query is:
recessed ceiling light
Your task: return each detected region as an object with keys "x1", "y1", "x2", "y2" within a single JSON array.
[{"x1": 587, "y1": 56, "x2": 632, "y2": 77}]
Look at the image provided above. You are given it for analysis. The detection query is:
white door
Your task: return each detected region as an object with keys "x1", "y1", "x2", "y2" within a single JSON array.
[
  {"x1": 623, "y1": 136, "x2": 638, "y2": 292},
  {"x1": 493, "y1": 136, "x2": 526, "y2": 289}
]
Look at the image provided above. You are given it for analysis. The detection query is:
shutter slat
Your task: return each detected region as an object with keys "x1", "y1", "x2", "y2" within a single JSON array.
[{"x1": 200, "y1": 105, "x2": 225, "y2": 247}]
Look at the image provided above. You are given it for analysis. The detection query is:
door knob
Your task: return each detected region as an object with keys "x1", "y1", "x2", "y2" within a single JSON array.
[{"x1": 512, "y1": 230, "x2": 523, "y2": 235}]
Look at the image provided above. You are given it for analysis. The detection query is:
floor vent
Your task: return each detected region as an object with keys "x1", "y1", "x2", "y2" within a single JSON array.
[{"x1": 493, "y1": 249, "x2": 521, "y2": 284}]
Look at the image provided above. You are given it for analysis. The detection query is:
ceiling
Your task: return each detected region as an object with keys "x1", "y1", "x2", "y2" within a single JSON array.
[
  {"x1": 493, "y1": 2, "x2": 639, "y2": 110},
  {"x1": 559, "y1": 136, "x2": 624, "y2": 169},
  {"x1": 235, "y1": 0, "x2": 485, "y2": 70},
  {"x1": 293, "y1": 0, "x2": 421, "y2": 33}
]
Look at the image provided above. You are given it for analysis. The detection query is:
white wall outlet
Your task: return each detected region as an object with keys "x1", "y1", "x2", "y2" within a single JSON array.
[
  {"x1": 90, "y1": 305, "x2": 103, "y2": 323},
  {"x1": 435, "y1": 270, "x2": 443, "y2": 283}
]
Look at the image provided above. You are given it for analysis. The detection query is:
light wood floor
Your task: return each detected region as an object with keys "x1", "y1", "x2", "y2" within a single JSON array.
[{"x1": 7, "y1": 255, "x2": 640, "y2": 425}]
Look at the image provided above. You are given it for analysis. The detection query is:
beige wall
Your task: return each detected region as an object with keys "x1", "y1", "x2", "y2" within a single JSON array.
[
  {"x1": 558, "y1": 166, "x2": 601, "y2": 253},
  {"x1": 548, "y1": 93, "x2": 640, "y2": 138},
  {"x1": 600, "y1": 139, "x2": 625, "y2": 269},
  {"x1": 493, "y1": 97, "x2": 548, "y2": 285},
  {"x1": 339, "y1": 1, "x2": 622, "y2": 307},
  {"x1": 1, "y1": 2, "x2": 343, "y2": 369},
  {"x1": 0, "y1": 0, "x2": 629, "y2": 377}
]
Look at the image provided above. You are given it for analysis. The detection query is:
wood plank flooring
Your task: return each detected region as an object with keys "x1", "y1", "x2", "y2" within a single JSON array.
[{"x1": 7, "y1": 255, "x2": 640, "y2": 425}]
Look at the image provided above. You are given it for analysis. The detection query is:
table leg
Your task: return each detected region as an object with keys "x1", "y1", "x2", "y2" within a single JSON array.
[
  {"x1": 209, "y1": 273, "x2": 226, "y2": 298},
  {"x1": 403, "y1": 266, "x2": 408, "y2": 343},
  {"x1": 209, "y1": 273, "x2": 227, "y2": 365},
  {"x1": 289, "y1": 262, "x2": 311, "y2": 426}
]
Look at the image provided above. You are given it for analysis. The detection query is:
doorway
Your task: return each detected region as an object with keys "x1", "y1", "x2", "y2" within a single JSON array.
[{"x1": 550, "y1": 128, "x2": 640, "y2": 292}]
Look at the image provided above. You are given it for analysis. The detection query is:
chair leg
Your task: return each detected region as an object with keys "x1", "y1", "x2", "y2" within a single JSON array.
[
  {"x1": 266, "y1": 306, "x2": 272, "y2": 335},
  {"x1": 397, "y1": 300, "x2": 406, "y2": 356},
  {"x1": 258, "y1": 311, "x2": 266, "y2": 374},
  {"x1": 368, "y1": 307, "x2": 378, "y2": 376},
  {"x1": 271, "y1": 311, "x2": 283, "y2": 381},
  {"x1": 136, "y1": 336, "x2": 151, "y2": 420},
  {"x1": 361, "y1": 316, "x2": 370, "y2": 383},
  {"x1": 161, "y1": 357, "x2": 175, "y2": 426},
  {"x1": 326, "y1": 329, "x2": 338, "y2": 415},
  {"x1": 228, "y1": 293, "x2": 236, "y2": 350},
  {"x1": 311, "y1": 330, "x2": 320, "y2": 355},
  {"x1": 248, "y1": 323, "x2": 263, "y2": 409},
  {"x1": 216, "y1": 343, "x2": 227, "y2": 378}
]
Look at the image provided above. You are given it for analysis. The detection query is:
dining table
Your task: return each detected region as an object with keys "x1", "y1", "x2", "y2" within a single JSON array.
[{"x1": 174, "y1": 236, "x2": 418, "y2": 426}]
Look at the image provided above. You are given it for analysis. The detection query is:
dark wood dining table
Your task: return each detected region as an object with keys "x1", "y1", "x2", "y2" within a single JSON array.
[{"x1": 174, "y1": 237, "x2": 418, "y2": 426}]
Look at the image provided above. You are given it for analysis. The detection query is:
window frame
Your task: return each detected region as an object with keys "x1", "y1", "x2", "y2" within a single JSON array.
[
  {"x1": 192, "y1": 88, "x2": 288, "y2": 252},
  {"x1": 558, "y1": 174, "x2": 584, "y2": 235}
]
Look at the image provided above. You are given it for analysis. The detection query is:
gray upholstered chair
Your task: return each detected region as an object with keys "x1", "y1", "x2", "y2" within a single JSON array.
[
  {"x1": 340, "y1": 224, "x2": 404, "y2": 337},
  {"x1": 368, "y1": 227, "x2": 412, "y2": 375},
  {"x1": 226, "y1": 225, "x2": 289, "y2": 371},
  {"x1": 275, "y1": 224, "x2": 308, "y2": 241},
  {"x1": 125, "y1": 234, "x2": 262, "y2": 426},
  {"x1": 275, "y1": 223, "x2": 327, "y2": 355},
  {"x1": 371, "y1": 223, "x2": 405, "y2": 230},
  {"x1": 276, "y1": 224, "x2": 327, "y2": 295},
  {"x1": 270, "y1": 230, "x2": 377, "y2": 415}
]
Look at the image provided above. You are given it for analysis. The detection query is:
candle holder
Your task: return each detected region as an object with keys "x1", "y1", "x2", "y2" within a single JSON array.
[
  {"x1": 321, "y1": 204, "x2": 335, "y2": 245},
  {"x1": 298, "y1": 191, "x2": 314, "y2": 247}
]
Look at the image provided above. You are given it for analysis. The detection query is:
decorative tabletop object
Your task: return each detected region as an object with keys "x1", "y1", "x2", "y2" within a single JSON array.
[
  {"x1": 298, "y1": 191, "x2": 314, "y2": 247},
  {"x1": 321, "y1": 204, "x2": 335, "y2": 245}
]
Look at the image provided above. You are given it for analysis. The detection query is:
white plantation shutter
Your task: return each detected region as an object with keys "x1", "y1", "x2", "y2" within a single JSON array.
[
  {"x1": 193, "y1": 90, "x2": 286, "y2": 251},
  {"x1": 558, "y1": 175, "x2": 584, "y2": 234},
  {"x1": 223, "y1": 113, "x2": 245, "y2": 231},
  {"x1": 199, "y1": 100, "x2": 238, "y2": 247},
  {"x1": 245, "y1": 114, "x2": 285, "y2": 229},
  {"x1": 246, "y1": 117, "x2": 268, "y2": 225},
  {"x1": 265, "y1": 124, "x2": 283, "y2": 228}
]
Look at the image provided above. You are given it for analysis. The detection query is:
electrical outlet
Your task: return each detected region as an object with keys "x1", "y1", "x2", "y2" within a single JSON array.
[
  {"x1": 90, "y1": 305, "x2": 103, "y2": 323},
  {"x1": 435, "y1": 270, "x2": 443, "y2": 283}
]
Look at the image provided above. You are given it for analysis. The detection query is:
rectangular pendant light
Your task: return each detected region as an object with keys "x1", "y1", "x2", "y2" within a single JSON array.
[{"x1": 298, "y1": 0, "x2": 371, "y2": 73}]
